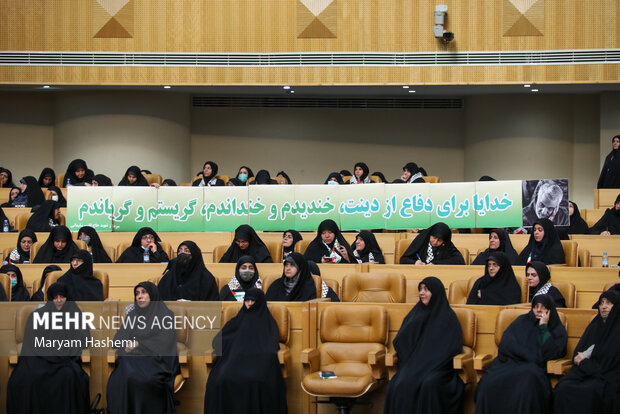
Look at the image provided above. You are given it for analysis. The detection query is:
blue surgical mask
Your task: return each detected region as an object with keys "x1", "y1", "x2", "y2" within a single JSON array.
[
  {"x1": 238, "y1": 173, "x2": 248, "y2": 183},
  {"x1": 327, "y1": 180, "x2": 339, "y2": 185},
  {"x1": 11, "y1": 279, "x2": 17, "y2": 288}
]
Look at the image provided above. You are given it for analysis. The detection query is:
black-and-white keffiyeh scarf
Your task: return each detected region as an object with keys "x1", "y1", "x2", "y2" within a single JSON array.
[
  {"x1": 349, "y1": 176, "x2": 371, "y2": 184},
  {"x1": 321, "y1": 281, "x2": 329, "y2": 298},
  {"x1": 407, "y1": 172, "x2": 423, "y2": 183},
  {"x1": 533, "y1": 282, "x2": 552, "y2": 298},
  {"x1": 426, "y1": 243, "x2": 434, "y2": 263},
  {"x1": 200, "y1": 177, "x2": 218, "y2": 186},
  {"x1": 353, "y1": 250, "x2": 375, "y2": 264}
]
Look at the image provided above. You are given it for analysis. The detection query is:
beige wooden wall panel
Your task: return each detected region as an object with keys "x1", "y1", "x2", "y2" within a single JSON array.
[
  {"x1": 1, "y1": 0, "x2": 618, "y2": 52},
  {"x1": 0, "y1": 64, "x2": 619, "y2": 86},
  {"x1": 0, "y1": 0, "x2": 616, "y2": 52},
  {"x1": 0, "y1": 0, "x2": 619, "y2": 84}
]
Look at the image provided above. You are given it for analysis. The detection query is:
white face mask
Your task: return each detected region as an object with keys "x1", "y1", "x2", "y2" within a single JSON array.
[{"x1": 51, "y1": 195, "x2": 59, "y2": 201}]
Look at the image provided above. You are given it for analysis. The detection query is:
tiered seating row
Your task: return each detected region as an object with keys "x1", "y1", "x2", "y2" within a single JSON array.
[
  {"x1": 11, "y1": 263, "x2": 618, "y2": 308},
  {"x1": 0, "y1": 300, "x2": 599, "y2": 414},
  {"x1": 2, "y1": 229, "x2": 619, "y2": 267},
  {"x1": 0, "y1": 188, "x2": 69, "y2": 205}
]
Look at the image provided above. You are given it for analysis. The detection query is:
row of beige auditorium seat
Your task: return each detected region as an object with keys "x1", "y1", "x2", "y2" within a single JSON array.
[
  {"x1": 51, "y1": 174, "x2": 165, "y2": 187},
  {"x1": 26, "y1": 173, "x2": 439, "y2": 189},
  {"x1": 179, "y1": 175, "x2": 442, "y2": 186},
  {"x1": 7, "y1": 263, "x2": 617, "y2": 309},
  {"x1": 0, "y1": 188, "x2": 69, "y2": 206},
  {"x1": 0, "y1": 232, "x2": 590, "y2": 268},
  {"x1": 2, "y1": 208, "x2": 68, "y2": 232},
  {"x1": 1, "y1": 299, "x2": 599, "y2": 414},
  {"x1": 1, "y1": 228, "x2": 619, "y2": 267},
  {"x1": 0, "y1": 174, "x2": 440, "y2": 202}
]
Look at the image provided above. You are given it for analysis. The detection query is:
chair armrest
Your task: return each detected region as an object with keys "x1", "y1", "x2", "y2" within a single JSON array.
[
  {"x1": 385, "y1": 351, "x2": 398, "y2": 380},
  {"x1": 368, "y1": 349, "x2": 386, "y2": 380},
  {"x1": 547, "y1": 358, "x2": 572, "y2": 375},
  {"x1": 106, "y1": 349, "x2": 117, "y2": 365},
  {"x1": 204, "y1": 349, "x2": 216, "y2": 366},
  {"x1": 277, "y1": 348, "x2": 291, "y2": 379},
  {"x1": 80, "y1": 348, "x2": 92, "y2": 376},
  {"x1": 178, "y1": 348, "x2": 191, "y2": 378},
  {"x1": 473, "y1": 354, "x2": 494, "y2": 371},
  {"x1": 301, "y1": 348, "x2": 319, "y2": 377},
  {"x1": 385, "y1": 351, "x2": 398, "y2": 367},
  {"x1": 178, "y1": 348, "x2": 188, "y2": 364},
  {"x1": 454, "y1": 353, "x2": 476, "y2": 385},
  {"x1": 8, "y1": 349, "x2": 18, "y2": 366},
  {"x1": 81, "y1": 348, "x2": 91, "y2": 364}
]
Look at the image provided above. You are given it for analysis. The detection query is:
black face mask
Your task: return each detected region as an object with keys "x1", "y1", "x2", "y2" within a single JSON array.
[{"x1": 177, "y1": 253, "x2": 191, "y2": 266}]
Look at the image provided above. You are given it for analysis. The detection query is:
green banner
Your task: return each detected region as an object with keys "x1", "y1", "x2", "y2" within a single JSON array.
[
  {"x1": 248, "y1": 185, "x2": 296, "y2": 231},
  {"x1": 111, "y1": 187, "x2": 158, "y2": 232},
  {"x1": 67, "y1": 187, "x2": 114, "y2": 232},
  {"x1": 339, "y1": 183, "x2": 386, "y2": 230},
  {"x1": 473, "y1": 180, "x2": 522, "y2": 228},
  {"x1": 201, "y1": 187, "x2": 249, "y2": 231},
  {"x1": 293, "y1": 185, "x2": 340, "y2": 231},
  {"x1": 156, "y1": 186, "x2": 204, "y2": 232},
  {"x1": 429, "y1": 183, "x2": 477, "y2": 228},
  {"x1": 383, "y1": 183, "x2": 432, "y2": 230},
  {"x1": 66, "y1": 182, "x2": 525, "y2": 232}
]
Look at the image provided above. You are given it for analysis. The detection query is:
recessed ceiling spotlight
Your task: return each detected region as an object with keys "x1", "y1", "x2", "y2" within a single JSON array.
[
  {"x1": 408, "y1": 90, "x2": 416, "y2": 93},
  {"x1": 531, "y1": 89, "x2": 539, "y2": 92},
  {"x1": 283, "y1": 86, "x2": 291, "y2": 90},
  {"x1": 42, "y1": 85, "x2": 51, "y2": 89},
  {"x1": 402, "y1": 85, "x2": 409, "y2": 89},
  {"x1": 290, "y1": 90, "x2": 295, "y2": 94},
  {"x1": 524, "y1": 84, "x2": 531, "y2": 87},
  {"x1": 163, "y1": 85, "x2": 171, "y2": 89}
]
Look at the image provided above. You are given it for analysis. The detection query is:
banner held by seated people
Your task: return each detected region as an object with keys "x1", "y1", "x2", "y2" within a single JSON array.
[{"x1": 67, "y1": 180, "x2": 527, "y2": 232}]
